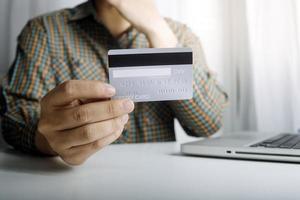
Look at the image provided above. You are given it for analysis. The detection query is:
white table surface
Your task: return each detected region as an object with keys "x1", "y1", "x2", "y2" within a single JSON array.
[{"x1": 1, "y1": 141, "x2": 300, "y2": 200}]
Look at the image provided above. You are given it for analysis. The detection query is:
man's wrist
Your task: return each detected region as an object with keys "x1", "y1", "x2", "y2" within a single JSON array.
[
  {"x1": 145, "y1": 19, "x2": 178, "y2": 48},
  {"x1": 35, "y1": 130, "x2": 57, "y2": 156}
]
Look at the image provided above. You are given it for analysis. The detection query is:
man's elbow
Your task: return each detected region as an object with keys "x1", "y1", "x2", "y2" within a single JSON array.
[{"x1": 184, "y1": 115, "x2": 224, "y2": 138}]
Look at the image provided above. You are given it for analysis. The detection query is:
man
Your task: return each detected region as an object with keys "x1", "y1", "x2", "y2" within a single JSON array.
[{"x1": 0, "y1": 0, "x2": 227, "y2": 165}]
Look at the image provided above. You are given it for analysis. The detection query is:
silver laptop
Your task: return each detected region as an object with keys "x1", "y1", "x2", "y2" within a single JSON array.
[{"x1": 181, "y1": 132, "x2": 300, "y2": 163}]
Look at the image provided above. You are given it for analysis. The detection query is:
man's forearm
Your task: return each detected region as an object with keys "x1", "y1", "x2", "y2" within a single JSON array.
[
  {"x1": 1, "y1": 114, "x2": 39, "y2": 153},
  {"x1": 145, "y1": 19, "x2": 178, "y2": 48},
  {"x1": 35, "y1": 130, "x2": 58, "y2": 156}
]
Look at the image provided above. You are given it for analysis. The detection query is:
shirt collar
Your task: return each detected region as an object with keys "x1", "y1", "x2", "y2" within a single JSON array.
[{"x1": 69, "y1": 1, "x2": 98, "y2": 22}]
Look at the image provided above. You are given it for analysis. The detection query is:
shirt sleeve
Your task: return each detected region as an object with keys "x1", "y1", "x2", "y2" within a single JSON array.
[
  {"x1": 167, "y1": 21, "x2": 228, "y2": 137},
  {"x1": 0, "y1": 18, "x2": 55, "y2": 154}
]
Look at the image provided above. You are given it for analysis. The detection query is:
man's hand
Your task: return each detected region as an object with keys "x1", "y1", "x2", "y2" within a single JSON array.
[
  {"x1": 105, "y1": 0, "x2": 178, "y2": 48},
  {"x1": 36, "y1": 80, "x2": 135, "y2": 165}
]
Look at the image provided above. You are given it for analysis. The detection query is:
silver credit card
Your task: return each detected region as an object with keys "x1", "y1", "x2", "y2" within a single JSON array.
[{"x1": 108, "y1": 48, "x2": 193, "y2": 102}]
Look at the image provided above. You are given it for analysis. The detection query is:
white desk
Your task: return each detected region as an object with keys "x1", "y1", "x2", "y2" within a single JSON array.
[{"x1": 0, "y1": 142, "x2": 300, "y2": 200}]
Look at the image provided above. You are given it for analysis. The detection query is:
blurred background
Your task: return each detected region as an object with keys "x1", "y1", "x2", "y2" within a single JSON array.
[{"x1": 0, "y1": 0, "x2": 300, "y2": 145}]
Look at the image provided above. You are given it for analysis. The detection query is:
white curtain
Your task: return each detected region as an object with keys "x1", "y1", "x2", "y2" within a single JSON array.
[{"x1": 0, "y1": 0, "x2": 300, "y2": 145}]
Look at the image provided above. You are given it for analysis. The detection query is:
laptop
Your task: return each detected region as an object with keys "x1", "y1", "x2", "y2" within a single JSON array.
[{"x1": 181, "y1": 132, "x2": 300, "y2": 163}]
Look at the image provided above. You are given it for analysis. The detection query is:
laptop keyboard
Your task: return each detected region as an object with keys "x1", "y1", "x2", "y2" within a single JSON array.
[{"x1": 250, "y1": 134, "x2": 300, "y2": 149}]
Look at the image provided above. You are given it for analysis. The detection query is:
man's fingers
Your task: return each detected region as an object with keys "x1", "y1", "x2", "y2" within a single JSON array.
[
  {"x1": 62, "y1": 128, "x2": 123, "y2": 166},
  {"x1": 44, "y1": 80, "x2": 116, "y2": 106},
  {"x1": 59, "y1": 115, "x2": 129, "y2": 148},
  {"x1": 51, "y1": 99, "x2": 134, "y2": 130}
]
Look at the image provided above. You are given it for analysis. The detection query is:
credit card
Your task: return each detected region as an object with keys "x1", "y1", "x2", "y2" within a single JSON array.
[{"x1": 108, "y1": 48, "x2": 193, "y2": 102}]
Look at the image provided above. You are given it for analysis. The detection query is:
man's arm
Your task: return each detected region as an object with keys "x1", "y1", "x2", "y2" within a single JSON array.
[
  {"x1": 0, "y1": 18, "x2": 54, "y2": 153},
  {"x1": 146, "y1": 19, "x2": 228, "y2": 136},
  {"x1": 167, "y1": 22, "x2": 228, "y2": 137},
  {"x1": 1, "y1": 18, "x2": 135, "y2": 165}
]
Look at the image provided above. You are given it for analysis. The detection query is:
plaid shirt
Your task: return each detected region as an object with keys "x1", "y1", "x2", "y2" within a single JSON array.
[{"x1": 0, "y1": 1, "x2": 227, "y2": 154}]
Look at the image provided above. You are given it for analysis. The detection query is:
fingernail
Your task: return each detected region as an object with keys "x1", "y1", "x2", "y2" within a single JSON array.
[
  {"x1": 121, "y1": 115, "x2": 129, "y2": 124},
  {"x1": 105, "y1": 84, "x2": 116, "y2": 96},
  {"x1": 123, "y1": 99, "x2": 134, "y2": 112}
]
